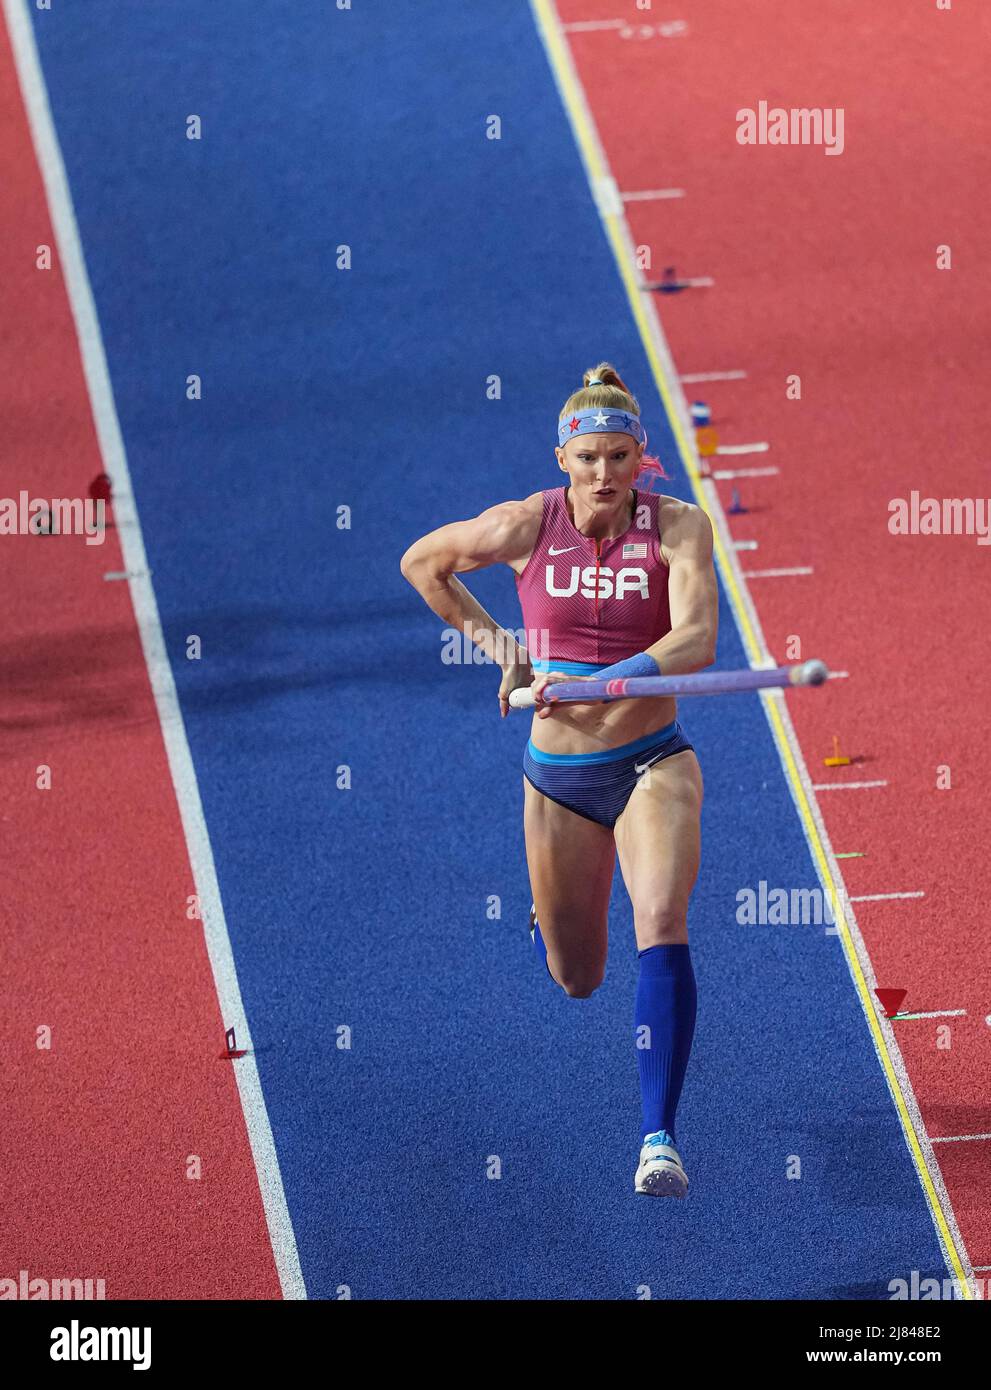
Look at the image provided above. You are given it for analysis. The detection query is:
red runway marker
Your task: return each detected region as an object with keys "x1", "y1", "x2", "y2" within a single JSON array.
[
  {"x1": 876, "y1": 989, "x2": 908, "y2": 1019},
  {"x1": 823, "y1": 735, "x2": 851, "y2": 768},
  {"x1": 88, "y1": 472, "x2": 112, "y2": 502}
]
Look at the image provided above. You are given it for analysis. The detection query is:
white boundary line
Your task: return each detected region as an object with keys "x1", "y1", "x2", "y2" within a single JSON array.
[
  {"x1": 932, "y1": 1133, "x2": 991, "y2": 1144},
  {"x1": 529, "y1": 0, "x2": 975, "y2": 1294},
  {"x1": 4, "y1": 0, "x2": 307, "y2": 1301}
]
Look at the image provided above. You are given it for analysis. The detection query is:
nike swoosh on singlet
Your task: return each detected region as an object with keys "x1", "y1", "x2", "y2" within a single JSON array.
[{"x1": 547, "y1": 545, "x2": 580, "y2": 555}]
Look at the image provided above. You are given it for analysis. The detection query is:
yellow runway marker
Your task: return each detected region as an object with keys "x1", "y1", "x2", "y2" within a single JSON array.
[{"x1": 824, "y1": 735, "x2": 851, "y2": 767}]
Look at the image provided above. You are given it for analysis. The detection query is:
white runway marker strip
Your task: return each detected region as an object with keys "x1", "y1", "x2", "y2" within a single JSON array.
[
  {"x1": 561, "y1": 18, "x2": 688, "y2": 37},
  {"x1": 812, "y1": 780, "x2": 888, "y2": 791},
  {"x1": 733, "y1": 540, "x2": 758, "y2": 551},
  {"x1": 681, "y1": 370, "x2": 748, "y2": 383},
  {"x1": 712, "y1": 466, "x2": 779, "y2": 480},
  {"x1": 104, "y1": 569, "x2": 150, "y2": 581},
  {"x1": 641, "y1": 276, "x2": 715, "y2": 292},
  {"x1": 931, "y1": 1132, "x2": 991, "y2": 1144},
  {"x1": 829, "y1": 670, "x2": 850, "y2": 679},
  {"x1": 716, "y1": 442, "x2": 770, "y2": 456},
  {"x1": 894, "y1": 1009, "x2": 964, "y2": 1022},
  {"x1": 622, "y1": 188, "x2": 685, "y2": 201},
  {"x1": 561, "y1": 18, "x2": 624, "y2": 31},
  {"x1": 851, "y1": 890, "x2": 924, "y2": 902},
  {"x1": 4, "y1": 0, "x2": 307, "y2": 1301},
  {"x1": 742, "y1": 567, "x2": 814, "y2": 578}
]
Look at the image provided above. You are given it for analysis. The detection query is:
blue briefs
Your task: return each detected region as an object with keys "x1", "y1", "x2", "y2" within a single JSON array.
[{"x1": 523, "y1": 720, "x2": 695, "y2": 829}]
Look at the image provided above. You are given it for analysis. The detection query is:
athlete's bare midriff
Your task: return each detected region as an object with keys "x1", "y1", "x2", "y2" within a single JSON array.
[
  {"x1": 526, "y1": 691, "x2": 679, "y2": 756},
  {"x1": 509, "y1": 490, "x2": 684, "y2": 756}
]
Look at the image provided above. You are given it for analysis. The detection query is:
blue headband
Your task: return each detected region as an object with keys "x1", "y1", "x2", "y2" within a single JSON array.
[{"x1": 557, "y1": 407, "x2": 646, "y2": 449}]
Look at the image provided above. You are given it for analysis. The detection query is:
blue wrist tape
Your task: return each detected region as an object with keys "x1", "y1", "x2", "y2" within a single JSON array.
[{"x1": 595, "y1": 651, "x2": 661, "y2": 682}]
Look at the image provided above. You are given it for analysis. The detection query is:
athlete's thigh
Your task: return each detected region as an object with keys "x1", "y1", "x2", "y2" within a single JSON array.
[
  {"x1": 522, "y1": 776, "x2": 615, "y2": 986},
  {"x1": 613, "y1": 748, "x2": 703, "y2": 949}
]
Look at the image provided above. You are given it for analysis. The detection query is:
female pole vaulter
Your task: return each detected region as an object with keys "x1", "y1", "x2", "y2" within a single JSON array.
[{"x1": 400, "y1": 364, "x2": 718, "y2": 1197}]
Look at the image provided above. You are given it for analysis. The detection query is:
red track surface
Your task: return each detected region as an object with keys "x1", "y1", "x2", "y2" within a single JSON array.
[
  {"x1": 3, "y1": 0, "x2": 987, "y2": 1299},
  {"x1": 0, "y1": 23, "x2": 279, "y2": 1298},
  {"x1": 560, "y1": 0, "x2": 991, "y2": 1264}
]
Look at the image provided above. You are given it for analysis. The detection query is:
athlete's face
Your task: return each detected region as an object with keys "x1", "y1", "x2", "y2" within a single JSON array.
[{"x1": 556, "y1": 433, "x2": 643, "y2": 511}]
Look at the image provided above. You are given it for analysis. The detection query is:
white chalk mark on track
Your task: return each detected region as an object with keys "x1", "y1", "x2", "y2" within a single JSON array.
[
  {"x1": 623, "y1": 188, "x2": 685, "y2": 201},
  {"x1": 812, "y1": 780, "x2": 888, "y2": 791},
  {"x1": 681, "y1": 370, "x2": 748, "y2": 383},
  {"x1": 561, "y1": 18, "x2": 625, "y2": 31},
  {"x1": 850, "y1": 891, "x2": 925, "y2": 902},
  {"x1": 711, "y1": 466, "x2": 779, "y2": 479},
  {"x1": 743, "y1": 567, "x2": 814, "y2": 578},
  {"x1": 895, "y1": 1009, "x2": 964, "y2": 1021}
]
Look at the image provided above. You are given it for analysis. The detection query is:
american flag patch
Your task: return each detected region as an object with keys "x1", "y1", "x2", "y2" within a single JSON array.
[{"x1": 622, "y1": 543, "x2": 648, "y2": 558}]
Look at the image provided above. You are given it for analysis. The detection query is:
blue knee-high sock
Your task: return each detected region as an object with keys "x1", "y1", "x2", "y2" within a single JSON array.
[{"x1": 634, "y1": 943, "x2": 697, "y2": 1142}]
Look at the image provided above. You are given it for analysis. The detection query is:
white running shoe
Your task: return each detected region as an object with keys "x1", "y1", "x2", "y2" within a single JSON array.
[{"x1": 634, "y1": 1129, "x2": 689, "y2": 1198}]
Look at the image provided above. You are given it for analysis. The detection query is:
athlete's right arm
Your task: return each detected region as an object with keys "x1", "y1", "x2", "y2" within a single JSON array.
[{"x1": 400, "y1": 497, "x2": 543, "y2": 715}]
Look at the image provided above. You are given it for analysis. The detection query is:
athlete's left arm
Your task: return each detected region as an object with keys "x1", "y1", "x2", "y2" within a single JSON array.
[{"x1": 644, "y1": 501, "x2": 718, "y2": 675}]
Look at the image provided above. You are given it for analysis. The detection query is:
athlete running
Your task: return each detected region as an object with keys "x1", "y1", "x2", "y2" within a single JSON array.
[{"x1": 400, "y1": 363, "x2": 718, "y2": 1196}]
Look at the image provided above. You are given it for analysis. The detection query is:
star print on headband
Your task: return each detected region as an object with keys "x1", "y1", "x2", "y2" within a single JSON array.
[{"x1": 557, "y1": 408, "x2": 646, "y2": 448}]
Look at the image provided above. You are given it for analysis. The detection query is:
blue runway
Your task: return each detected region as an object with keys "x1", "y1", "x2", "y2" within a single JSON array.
[{"x1": 32, "y1": 0, "x2": 947, "y2": 1297}]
